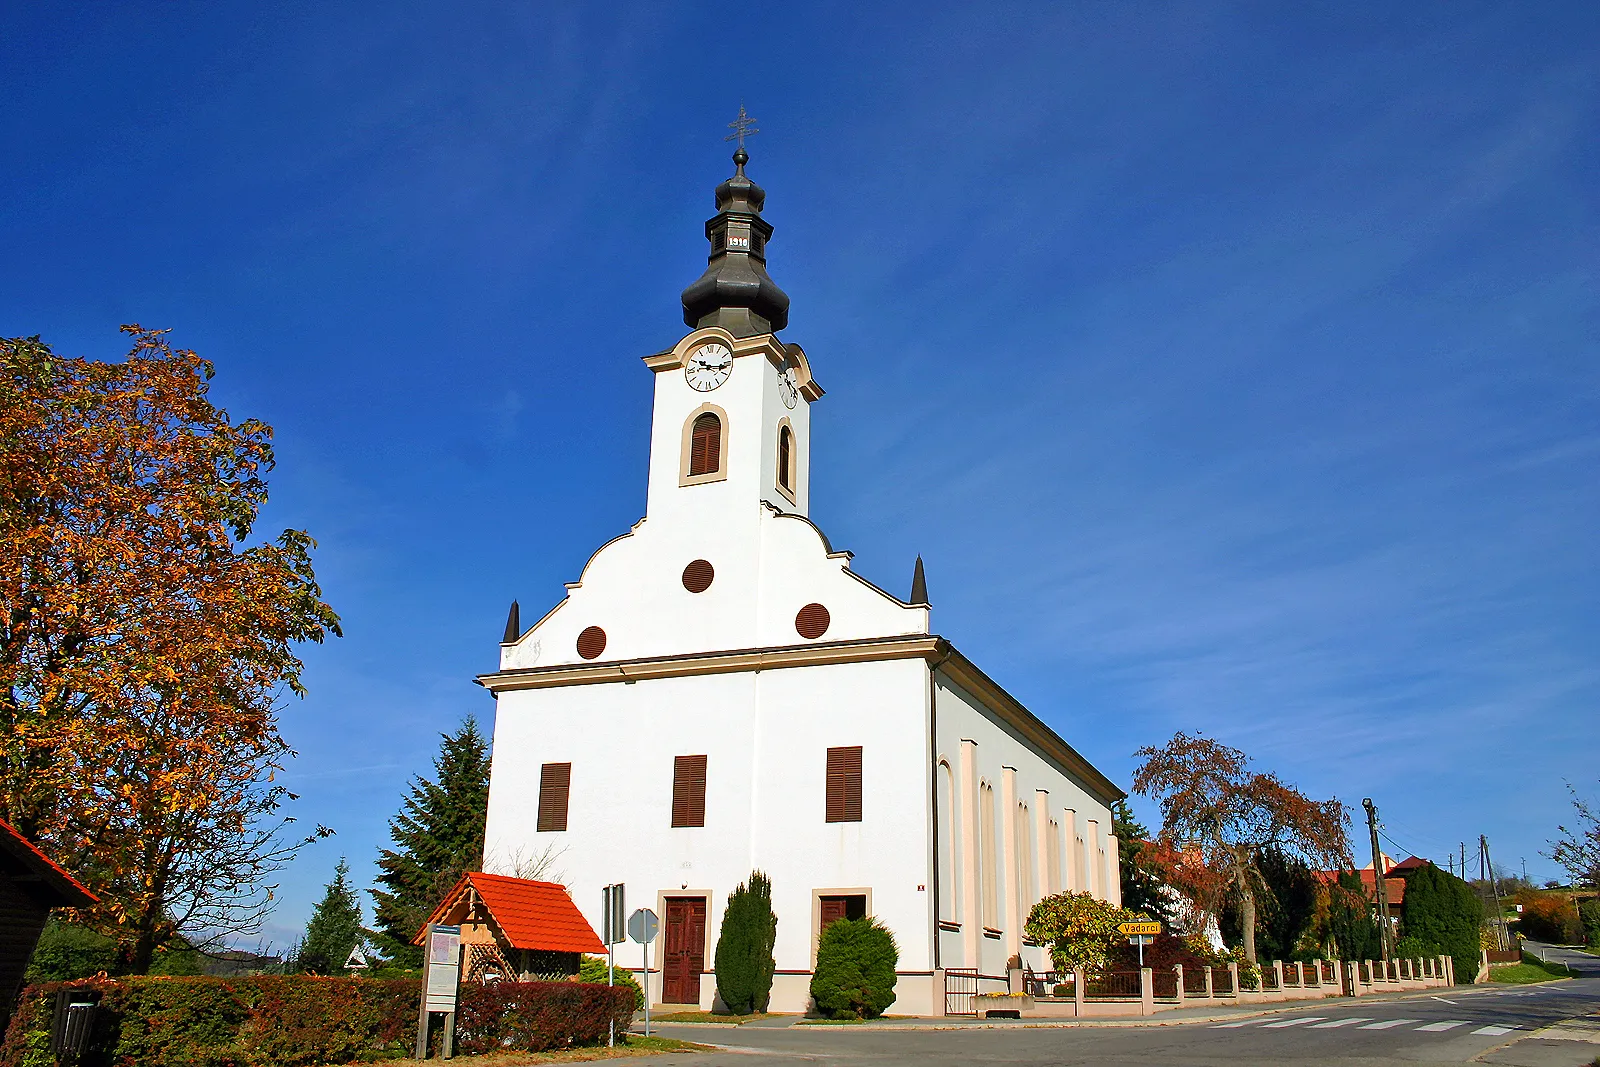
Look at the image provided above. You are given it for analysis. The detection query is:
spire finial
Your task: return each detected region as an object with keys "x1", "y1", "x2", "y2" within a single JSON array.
[
  {"x1": 911, "y1": 556, "x2": 928, "y2": 605},
  {"x1": 725, "y1": 104, "x2": 758, "y2": 172}
]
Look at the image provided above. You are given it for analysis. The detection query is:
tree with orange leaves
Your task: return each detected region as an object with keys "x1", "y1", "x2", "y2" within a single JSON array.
[
  {"x1": 1132, "y1": 732, "x2": 1351, "y2": 962},
  {"x1": 0, "y1": 327, "x2": 340, "y2": 973}
]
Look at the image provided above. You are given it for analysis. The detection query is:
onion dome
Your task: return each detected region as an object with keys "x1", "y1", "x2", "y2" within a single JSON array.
[{"x1": 680, "y1": 146, "x2": 791, "y2": 337}]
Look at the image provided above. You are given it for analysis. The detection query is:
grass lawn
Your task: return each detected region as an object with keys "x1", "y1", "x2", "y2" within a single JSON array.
[
  {"x1": 375, "y1": 1035, "x2": 710, "y2": 1065},
  {"x1": 646, "y1": 1010, "x2": 786, "y2": 1024},
  {"x1": 1489, "y1": 961, "x2": 1572, "y2": 984}
]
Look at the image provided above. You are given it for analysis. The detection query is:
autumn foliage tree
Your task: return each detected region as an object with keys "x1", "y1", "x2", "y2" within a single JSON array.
[
  {"x1": 1132, "y1": 732, "x2": 1351, "y2": 963},
  {"x1": 0, "y1": 328, "x2": 340, "y2": 972}
]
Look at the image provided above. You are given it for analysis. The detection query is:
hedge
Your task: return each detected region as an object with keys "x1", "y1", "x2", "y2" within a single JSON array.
[
  {"x1": 810, "y1": 917, "x2": 897, "y2": 1019},
  {"x1": 0, "y1": 975, "x2": 634, "y2": 1067}
]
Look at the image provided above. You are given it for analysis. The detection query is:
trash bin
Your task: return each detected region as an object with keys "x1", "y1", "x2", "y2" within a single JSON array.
[{"x1": 49, "y1": 989, "x2": 100, "y2": 1065}]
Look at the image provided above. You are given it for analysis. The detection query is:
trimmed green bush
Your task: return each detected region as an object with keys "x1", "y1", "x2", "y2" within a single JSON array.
[
  {"x1": 577, "y1": 955, "x2": 644, "y2": 1010},
  {"x1": 1401, "y1": 862, "x2": 1483, "y2": 983},
  {"x1": 713, "y1": 870, "x2": 778, "y2": 1014},
  {"x1": 24, "y1": 921, "x2": 119, "y2": 983},
  {"x1": 0, "y1": 975, "x2": 633, "y2": 1066},
  {"x1": 1394, "y1": 934, "x2": 1440, "y2": 960},
  {"x1": 810, "y1": 917, "x2": 897, "y2": 1019}
]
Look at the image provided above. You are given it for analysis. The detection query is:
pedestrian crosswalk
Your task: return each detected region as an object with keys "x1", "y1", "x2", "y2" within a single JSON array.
[{"x1": 1210, "y1": 1015, "x2": 1519, "y2": 1037}]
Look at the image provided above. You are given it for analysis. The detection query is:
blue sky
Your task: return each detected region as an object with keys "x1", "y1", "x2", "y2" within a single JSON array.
[{"x1": 3, "y1": 4, "x2": 1595, "y2": 952}]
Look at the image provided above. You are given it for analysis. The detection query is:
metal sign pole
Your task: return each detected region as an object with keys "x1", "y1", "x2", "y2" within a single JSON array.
[{"x1": 643, "y1": 935, "x2": 651, "y2": 1037}]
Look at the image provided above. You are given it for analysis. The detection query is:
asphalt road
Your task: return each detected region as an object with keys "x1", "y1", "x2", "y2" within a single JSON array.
[{"x1": 632, "y1": 977, "x2": 1600, "y2": 1067}]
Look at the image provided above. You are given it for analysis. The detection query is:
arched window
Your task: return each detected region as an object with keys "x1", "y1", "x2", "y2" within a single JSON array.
[
  {"x1": 689, "y1": 412, "x2": 721, "y2": 476},
  {"x1": 938, "y1": 761, "x2": 960, "y2": 923},
  {"x1": 777, "y1": 424, "x2": 793, "y2": 491}
]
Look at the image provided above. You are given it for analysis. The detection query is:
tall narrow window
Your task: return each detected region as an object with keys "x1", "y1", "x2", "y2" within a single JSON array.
[
  {"x1": 689, "y1": 413, "x2": 721, "y2": 476},
  {"x1": 825, "y1": 745, "x2": 862, "y2": 823},
  {"x1": 938, "y1": 761, "x2": 960, "y2": 923},
  {"x1": 537, "y1": 762, "x2": 571, "y2": 832},
  {"x1": 671, "y1": 754, "x2": 708, "y2": 828},
  {"x1": 777, "y1": 424, "x2": 792, "y2": 491}
]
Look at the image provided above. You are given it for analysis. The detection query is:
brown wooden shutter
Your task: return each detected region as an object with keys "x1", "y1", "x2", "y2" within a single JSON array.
[
  {"x1": 537, "y1": 762, "x2": 571, "y2": 832},
  {"x1": 825, "y1": 745, "x2": 862, "y2": 823},
  {"x1": 671, "y1": 754, "x2": 708, "y2": 827},
  {"x1": 689, "y1": 413, "x2": 721, "y2": 476}
]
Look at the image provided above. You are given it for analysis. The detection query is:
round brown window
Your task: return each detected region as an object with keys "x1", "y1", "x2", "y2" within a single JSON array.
[
  {"x1": 682, "y1": 559, "x2": 715, "y2": 593},
  {"x1": 576, "y1": 626, "x2": 607, "y2": 660},
  {"x1": 795, "y1": 603, "x2": 830, "y2": 640}
]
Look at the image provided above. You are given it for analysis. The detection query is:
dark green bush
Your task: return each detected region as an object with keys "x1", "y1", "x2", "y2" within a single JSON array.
[
  {"x1": 24, "y1": 921, "x2": 119, "y2": 982},
  {"x1": 0, "y1": 975, "x2": 632, "y2": 1066},
  {"x1": 809, "y1": 917, "x2": 897, "y2": 1019},
  {"x1": 1394, "y1": 935, "x2": 1440, "y2": 960},
  {"x1": 1401, "y1": 863, "x2": 1483, "y2": 983},
  {"x1": 1579, "y1": 898, "x2": 1600, "y2": 945},
  {"x1": 713, "y1": 871, "x2": 778, "y2": 1014}
]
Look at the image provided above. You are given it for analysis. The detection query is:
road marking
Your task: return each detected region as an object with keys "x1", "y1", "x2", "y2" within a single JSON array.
[
  {"x1": 1309, "y1": 1018, "x2": 1373, "y2": 1028},
  {"x1": 1262, "y1": 1017, "x2": 1326, "y2": 1028},
  {"x1": 1210, "y1": 1020, "x2": 1260, "y2": 1028},
  {"x1": 1472, "y1": 1025, "x2": 1516, "y2": 1036},
  {"x1": 1358, "y1": 1019, "x2": 1420, "y2": 1029},
  {"x1": 1415, "y1": 1020, "x2": 1470, "y2": 1032}
]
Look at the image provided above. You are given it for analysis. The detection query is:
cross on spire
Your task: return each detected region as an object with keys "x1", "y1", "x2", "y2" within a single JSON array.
[{"x1": 725, "y1": 104, "x2": 759, "y2": 150}]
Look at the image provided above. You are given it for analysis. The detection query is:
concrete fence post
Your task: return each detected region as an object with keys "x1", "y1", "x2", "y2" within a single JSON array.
[
  {"x1": 1295, "y1": 961, "x2": 1305, "y2": 988},
  {"x1": 1273, "y1": 960, "x2": 1284, "y2": 992},
  {"x1": 1346, "y1": 961, "x2": 1360, "y2": 997},
  {"x1": 1174, "y1": 964, "x2": 1185, "y2": 1007},
  {"x1": 1310, "y1": 958, "x2": 1321, "y2": 987},
  {"x1": 1228, "y1": 961, "x2": 1239, "y2": 996},
  {"x1": 1204, "y1": 965, "x2": 1214, "y2": 998},
  {"x1": 1073, "y1": 968, "x2": 1086, "y2": 1016},
  {"x1": 1140, "y1": 968, "x2": 1154, "y2": 1015}
]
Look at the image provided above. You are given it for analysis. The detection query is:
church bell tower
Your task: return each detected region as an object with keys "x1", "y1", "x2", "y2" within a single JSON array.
[{"x1": 641, "y1": 124, "x2": 820, "y2": 526}]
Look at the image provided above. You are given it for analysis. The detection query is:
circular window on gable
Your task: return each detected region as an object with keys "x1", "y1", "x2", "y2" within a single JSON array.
[
  {"x1": 576, "y1": 626, "x2": 607, "y2": 660},
  {"x1": 795, "y1": 603, "x2": 830, "y2": 640},
  {"x1": 682, "y1": 559, "x2": 715, "y2": 593}
]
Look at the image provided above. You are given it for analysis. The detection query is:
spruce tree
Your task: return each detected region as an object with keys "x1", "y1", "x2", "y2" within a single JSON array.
[
  {"x1": 1112, "y1": 800, "x2": 1173, "y2": 923},
  {"x1": 370, "y1": 716, "x2": 491, "y2": 965},
  {"x1": 713, "y1": 871, "x2": 777, "y2": 1014},
  {"x1": 297, "y1": 858, "x2": 365, "y2": 974}
]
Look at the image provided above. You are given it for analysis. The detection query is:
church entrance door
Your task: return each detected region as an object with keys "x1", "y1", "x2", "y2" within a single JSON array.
[{"x1": 663, "y1": 896, "x2": 706, "y2": 1005}]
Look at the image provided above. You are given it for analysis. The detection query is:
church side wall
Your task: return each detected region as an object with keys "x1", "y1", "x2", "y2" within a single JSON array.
[{"x1": 932, "y1": 673, "x2": 1119, "y2": 979}]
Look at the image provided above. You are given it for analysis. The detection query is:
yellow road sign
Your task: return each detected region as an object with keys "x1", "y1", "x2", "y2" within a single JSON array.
[{"x1": 1117, "y1": 921, "x2": 1162, "y2": 936}]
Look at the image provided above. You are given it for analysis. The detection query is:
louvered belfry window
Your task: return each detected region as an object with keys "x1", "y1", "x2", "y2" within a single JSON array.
[
  {"x1": 671, "y1": 754, "x2": 708, "y2": 828},
  {"x1": 825, "y1": 746, "x2": 863, "y2": 823},
  {"x1": 777, "y1": 425, "x2": 792, "y2": 491},
  {"x1": 537, "y1": 762, "x2": 571, "y2": 832},
  {"x1": 689, "y1": 413, "x2": 721, "y2": 476}
]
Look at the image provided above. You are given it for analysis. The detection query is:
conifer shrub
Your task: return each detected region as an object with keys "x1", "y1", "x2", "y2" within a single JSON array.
[
  {"x1": 1401, "y1": 862, "x2": 1484, "y2": 982},
  {"x1": 713, "y1": 871, "x2": 778, "y2": 1014},
  {"x1": 577, "y1": 955, "x2": 644, "y2": 1010},
  {"x1": 809, "y1": 917, "x2": 898, "y2": 1019}
]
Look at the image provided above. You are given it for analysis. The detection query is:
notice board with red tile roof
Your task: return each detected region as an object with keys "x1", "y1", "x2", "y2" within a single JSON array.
[{"x1": 416, "y1": 872, "x2": 605, "y2": 955}]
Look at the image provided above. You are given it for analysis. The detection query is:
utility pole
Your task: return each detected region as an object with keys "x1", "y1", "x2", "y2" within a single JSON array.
[
  {"x1": 1461, "y1": 842, "x2": 1466, "y2": 880},
  {"x1": 1482, "y1": 836, "x2": 1506, "y2": 950},
  {"x1": 1363, "y1": 799, "x2": 1392, "y2": 958}
]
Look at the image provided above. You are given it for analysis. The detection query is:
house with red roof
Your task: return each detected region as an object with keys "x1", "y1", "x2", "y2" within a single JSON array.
[
  {"x1": 0, "y1": 818, "x2": 97, "y2": 1034},
  {"x1": 415, "y1": 871, "x2": 604, "y2": 983}
]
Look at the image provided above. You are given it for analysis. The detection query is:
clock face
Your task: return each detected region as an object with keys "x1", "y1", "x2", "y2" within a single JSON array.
[
  {"x1": 779, "y1": 367, "x2": 799, "y2": 409},
  {"x1": 684, "y1": 343, "x2": 733, "y2": 392}
]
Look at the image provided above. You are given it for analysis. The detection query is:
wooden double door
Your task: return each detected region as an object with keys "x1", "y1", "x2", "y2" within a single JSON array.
[{"x1": 662, "y1": 896, "x2": 706, "y2": 1005}]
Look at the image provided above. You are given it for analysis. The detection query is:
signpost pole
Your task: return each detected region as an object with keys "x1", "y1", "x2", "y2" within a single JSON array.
[
  {"x1": 628, "y1": 908, "x2": 659, "y2": 1039},
  {"x1": 643, "y1": 935, "x2": 651, "y2": 1037}
]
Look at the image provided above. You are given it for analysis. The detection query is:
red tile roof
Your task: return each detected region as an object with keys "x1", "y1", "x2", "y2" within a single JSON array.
[
  {"x1": 0, "y1": 818, "x2": 97, "y2": 908},
  {"x1": 415, "y1": 872, "x2": 605, "y2": 954}
]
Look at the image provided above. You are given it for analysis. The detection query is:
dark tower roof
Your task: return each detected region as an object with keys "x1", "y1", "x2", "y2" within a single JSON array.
[
  {"x1": 911, "y1": 556, "x2": 928, "y2": 606},
  {"x1": 680, "y1": 147, "x2": 791, "y2": 337}
]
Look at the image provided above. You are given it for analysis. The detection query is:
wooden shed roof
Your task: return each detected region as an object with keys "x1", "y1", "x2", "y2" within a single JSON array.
[{"x1": 415, "y1": 872, "x2": 605, "y2": 955}]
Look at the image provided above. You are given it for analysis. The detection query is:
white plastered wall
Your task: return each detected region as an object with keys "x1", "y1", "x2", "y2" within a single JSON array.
[{"x1": 931, "y1": 674, "x2": 1118, "y2": 978}]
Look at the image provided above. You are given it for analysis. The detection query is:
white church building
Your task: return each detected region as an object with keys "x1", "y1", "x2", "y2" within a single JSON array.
[{"x1": 478, "y1": 143, "x2": 1125, "y2": 1015}]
